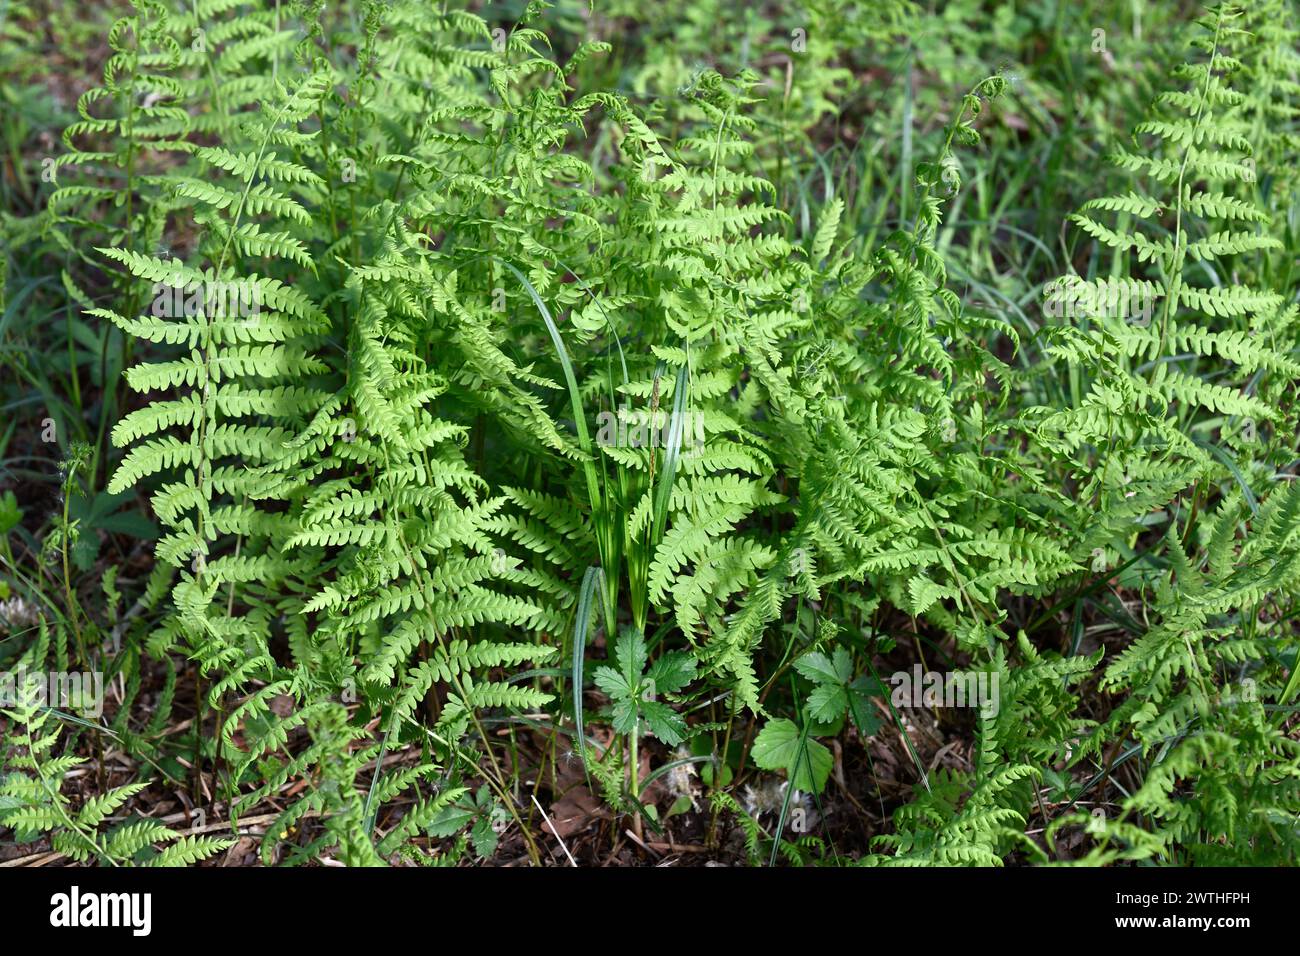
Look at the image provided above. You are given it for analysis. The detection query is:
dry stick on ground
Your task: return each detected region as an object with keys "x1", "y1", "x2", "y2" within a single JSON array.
[
  {"x1": 531, "y1": 792, "x2": 578, "y2": 866},
  {"x1": 645, "y1": 840, "x2": 708, "y2": 853},
  {"x1": 622, "y1": 827, "x2": 661, "y2": 859}
]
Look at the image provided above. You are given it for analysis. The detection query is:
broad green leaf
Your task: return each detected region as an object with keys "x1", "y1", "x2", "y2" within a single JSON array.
[{"x1": 750, "y1": 719, "x2": 832, "y2": 794}]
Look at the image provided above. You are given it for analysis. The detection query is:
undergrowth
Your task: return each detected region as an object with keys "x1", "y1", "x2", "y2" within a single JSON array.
[{"x1": 1, "y1": 0, "x2": 1298, "y2": 866}]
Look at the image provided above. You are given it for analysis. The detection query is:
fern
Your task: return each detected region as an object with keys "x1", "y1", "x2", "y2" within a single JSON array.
[{"x1": 0, "y1": 624, "x2": 231, "y2": 865}]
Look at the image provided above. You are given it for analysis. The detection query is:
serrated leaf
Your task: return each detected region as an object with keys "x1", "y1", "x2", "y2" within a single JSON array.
[
  {"x1": 592, "y1": 665, "x2": 631, "y2": 700},
  {"x1": 646, "y1": 650, "x2": 697, "y2": 695},
  {"x1": 848, "y1": 676, "x2": 884, "y2": 738},
  {"x1": 795, "y1": 648, "x2": 851, "y2": 686},
  {"x1": 750, "y1": 719, "x2": 832, "y2": 794},
  {"x1": 471, "y1": 815, "x2": 499, "y2": 859},
  {"x1": 615, "y1": 630, "x2": 648, "y2": 686},
  {"x1": 611, "y1": 696, "x2": 638, "y2": 736},
  {"x1": 639, "y1": 699, "x2": 688, "y2": 745},
  {"x1": 807, "y1": 683, "x2": 848, "y2": 723}
]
